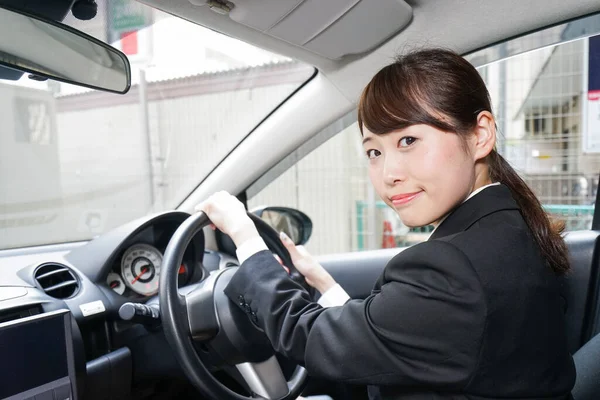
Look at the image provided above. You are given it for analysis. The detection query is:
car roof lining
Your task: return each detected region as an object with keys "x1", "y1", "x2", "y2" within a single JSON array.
[{"x1": 141, "y1": 0, "x2": 600, "y2": 103}]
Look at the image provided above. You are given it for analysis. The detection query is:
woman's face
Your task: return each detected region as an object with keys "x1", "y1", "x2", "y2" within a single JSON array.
[{"x1": 362, "y1": 124, "x2": 478, "y2": 228}]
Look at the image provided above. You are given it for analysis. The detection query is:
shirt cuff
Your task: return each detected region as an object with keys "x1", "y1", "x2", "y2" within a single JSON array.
[
  {"x1": 236, "y1": 236, "x2": 269, "y2": 264},
  {"x1": 317, "y1": 283, "x2": 350, "y2": 308}
]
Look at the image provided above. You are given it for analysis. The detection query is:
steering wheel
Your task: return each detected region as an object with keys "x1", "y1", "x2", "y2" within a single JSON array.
[{"x1": 159, "y1": 212, "x2": 309, "y2": 399}]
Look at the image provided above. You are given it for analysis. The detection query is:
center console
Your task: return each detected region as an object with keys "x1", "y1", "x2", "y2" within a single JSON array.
[{"x1": 0, "y1": 309, "x2": 77, "y2": 400}]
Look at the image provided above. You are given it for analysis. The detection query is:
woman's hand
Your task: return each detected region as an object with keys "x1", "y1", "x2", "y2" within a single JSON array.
[
  {"x1": 194, "y1": 191, "x2": 260, "y2": 247},
  {"x1": 196, "y1": 192, "x2": 338, "y2": 294},
  {"x1": 279, "y1": 232, "x2": 337, "y2": 294}
]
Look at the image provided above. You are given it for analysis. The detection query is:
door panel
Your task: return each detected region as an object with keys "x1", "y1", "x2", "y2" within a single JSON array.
[{"x1": 317, "y1": 248, "x2": 399, "y2": 299}]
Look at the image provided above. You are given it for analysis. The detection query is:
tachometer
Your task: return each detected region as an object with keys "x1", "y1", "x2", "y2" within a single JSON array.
[{"x1": 121, "y1": 244, "x2": 162, "y2": 296}]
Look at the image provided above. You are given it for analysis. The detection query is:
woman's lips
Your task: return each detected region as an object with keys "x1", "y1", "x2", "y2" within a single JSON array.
[{"x1": 390, "y1": 191, "x2": 422, "y2": 206}]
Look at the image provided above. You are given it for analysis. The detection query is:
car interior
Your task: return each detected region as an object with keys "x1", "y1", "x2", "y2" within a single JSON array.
[{"x1": 1, "y1": 0, "x2": 600, "y2": 399}]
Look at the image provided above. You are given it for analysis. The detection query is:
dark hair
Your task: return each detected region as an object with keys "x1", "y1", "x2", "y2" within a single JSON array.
[{"x1": 357, "y1": 48, "x2": 569, "y2": 275}]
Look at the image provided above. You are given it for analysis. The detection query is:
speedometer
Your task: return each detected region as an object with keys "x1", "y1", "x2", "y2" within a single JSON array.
[{"x1": 121, "y1": 244, "x2": 162, "y2": 297}]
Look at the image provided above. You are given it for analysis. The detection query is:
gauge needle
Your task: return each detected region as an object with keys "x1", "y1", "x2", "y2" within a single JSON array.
[{"x1": 131, "y1": 266, "x2": 149, "y2": 284}]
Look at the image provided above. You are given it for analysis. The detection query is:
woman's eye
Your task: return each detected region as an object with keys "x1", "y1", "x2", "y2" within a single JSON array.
[
  {"x1": 366, "y1": 149, "x2": 381, "y2": 159},
  {"x1": 399, "y1": 137, "x2": 417, "y2": 147}
]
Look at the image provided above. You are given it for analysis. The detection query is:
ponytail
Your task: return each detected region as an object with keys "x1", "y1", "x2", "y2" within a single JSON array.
[{"x1": 488, "y1": 150, "x2": 570, "y2": 275}]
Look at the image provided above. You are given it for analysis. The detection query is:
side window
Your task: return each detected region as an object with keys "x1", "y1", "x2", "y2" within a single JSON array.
[
  {"x1": 248, "y1": 22, "x2": 600, "y2": 256},
  {"x1": 476, "y1": 36, "x2": 598, "y2": 232}
]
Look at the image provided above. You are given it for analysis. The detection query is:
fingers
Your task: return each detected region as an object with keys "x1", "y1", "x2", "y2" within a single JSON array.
[
  {"x1": 194, "y1": 201, "x2": 206, "y2": 214},
  {"x1": 273, "y1": 254, "x2": 291, "y2": 274},
  {"x1": 194, "y1": 191, "x2": 237, "y2": 213},
  {"x1": 295, "y1": 245, "x2": 310, "y2": 257},
  {"x1": 279, "y1": 231, "x2": 292, "y2": 245},
  {"x1": 280, "y1": 231, "x2": 301, "y2": 258},
  {"x1": 194, "y1": 191, "x2": 251, "y2": 238},
  {"x1": 194, "y1": 202, "x2": 215, "y2": 231}
]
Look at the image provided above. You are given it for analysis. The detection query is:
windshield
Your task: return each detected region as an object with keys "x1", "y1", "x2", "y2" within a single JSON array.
[{"x1": 0, "y1": 0, "x2": 313, "y2": 250}]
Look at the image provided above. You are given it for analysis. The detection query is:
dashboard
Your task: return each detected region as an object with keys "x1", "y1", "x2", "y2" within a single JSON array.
[
  {"x1": 0, "y1": 210, "x2": 239, "y2": 400},
  {"x1": 0, "y1": 209, "x2": 364, "y2": 400},
  {"x1": 104, "y1": 221, "x2": 204, "y2": 298}
]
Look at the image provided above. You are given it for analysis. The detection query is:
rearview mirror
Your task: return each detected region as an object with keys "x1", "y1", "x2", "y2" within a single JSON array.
[
  {"x1": 251, "y1": 206, "x2": 313, "y2": 246},
  {"x1": 0, "y1": 5, "x2": 131, "y2": 94}
]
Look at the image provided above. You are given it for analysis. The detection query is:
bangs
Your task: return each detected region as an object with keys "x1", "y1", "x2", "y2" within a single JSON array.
[{"x1": 357, "y1": 63, "x2": 456, "y2": 136}]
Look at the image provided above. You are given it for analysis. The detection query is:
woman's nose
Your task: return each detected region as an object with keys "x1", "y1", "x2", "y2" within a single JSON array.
[{"x1": 382, "y1": 154, "x2": 406, "y2": 186}]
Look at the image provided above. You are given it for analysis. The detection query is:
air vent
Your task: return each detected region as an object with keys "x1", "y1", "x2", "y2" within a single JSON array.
[{"x1": 34, "y1": 263, "x2": 80, "y2": 299}]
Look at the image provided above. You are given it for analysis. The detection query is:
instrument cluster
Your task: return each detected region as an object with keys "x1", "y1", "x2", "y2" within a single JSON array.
[{"x1": 107, "y1": 243, "x2": 195, "y2": 297}]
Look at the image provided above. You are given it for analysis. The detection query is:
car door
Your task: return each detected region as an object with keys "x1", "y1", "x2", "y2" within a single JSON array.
[{"x1": 245, "y1": 18, "x2": 600, "y2": 355}]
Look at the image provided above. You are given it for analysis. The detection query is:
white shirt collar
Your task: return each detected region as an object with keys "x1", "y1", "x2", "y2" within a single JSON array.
[{"x1": 428, "y1": 182, "x2": 501, "y2": 237}]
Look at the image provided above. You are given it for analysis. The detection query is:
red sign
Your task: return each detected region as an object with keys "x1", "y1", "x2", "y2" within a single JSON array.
[
  {"x1": 588, "y1": 90, "x2": 600, "y2": 101},
  {"x1": 381, "y1": 220, "x2": 396, "y2": 248},
  {"x1": 120, "y1": 31, "x2": 138, "y2": 55}
]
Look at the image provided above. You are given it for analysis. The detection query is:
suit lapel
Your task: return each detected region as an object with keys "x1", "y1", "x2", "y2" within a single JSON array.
[
  {"x1": 371, "y1": 185, "x2": 520, "y2": 293},
  {"x1": 428, "y1": 184, "x2": 520, "y2": 240}
]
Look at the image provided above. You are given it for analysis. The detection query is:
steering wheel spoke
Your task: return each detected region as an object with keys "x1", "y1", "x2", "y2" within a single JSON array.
[
  {"x1": 236, "y1": 356, "x2": 289, "y2": 399},
  {"x1": 184, "y1": 275, "x2": 220, "y2": 341}
]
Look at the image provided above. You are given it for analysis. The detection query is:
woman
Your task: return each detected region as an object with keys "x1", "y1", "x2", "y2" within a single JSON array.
[{"x1": 196, "y1": 49, "x2": 576, "y2": 399}]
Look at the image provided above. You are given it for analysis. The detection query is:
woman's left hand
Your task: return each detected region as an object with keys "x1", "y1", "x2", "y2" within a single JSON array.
[
  {"x1": 279, "y1": 233, "x2": 336, "y2": 294},
  {"x1": 194, "y1": 191, "x2": 260, "y2": 247}
]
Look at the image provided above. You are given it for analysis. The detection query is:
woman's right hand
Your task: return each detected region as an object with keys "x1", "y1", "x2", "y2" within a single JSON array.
[{"x1": 279, "y1": 232, "x2": 337, "y2": 294}]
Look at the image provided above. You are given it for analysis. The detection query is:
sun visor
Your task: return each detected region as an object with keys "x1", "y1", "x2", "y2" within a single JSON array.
[{"x1": 190, "y1": 0, "x2": 412, "y2": 60}]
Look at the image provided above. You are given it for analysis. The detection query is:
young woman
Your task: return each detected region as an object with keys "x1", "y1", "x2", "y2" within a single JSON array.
[{"x1": 196, "y1": 49, "x2": 576, "y2": 400}]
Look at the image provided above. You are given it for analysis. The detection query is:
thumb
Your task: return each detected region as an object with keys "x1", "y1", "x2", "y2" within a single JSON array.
[
  {"x1": 295, "y1": 245, "x2": 310, "y2": 258},
  {"x1": 280, "y1": 232, "x2": 302, "y2": 259}
]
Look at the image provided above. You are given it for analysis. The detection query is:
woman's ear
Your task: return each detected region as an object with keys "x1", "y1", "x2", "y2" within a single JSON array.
[{"x1": 472, "y1": 111, "x2": 496, "y2": 161}]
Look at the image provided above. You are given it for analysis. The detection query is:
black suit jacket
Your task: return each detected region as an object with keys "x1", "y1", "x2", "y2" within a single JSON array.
[{"x1": 224, "y1": 185, "x2": 576, "y2": 399}]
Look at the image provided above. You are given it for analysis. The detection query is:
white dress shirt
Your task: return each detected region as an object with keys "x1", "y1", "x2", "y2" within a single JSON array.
[{"x1": 235, "y1": 182, "x2": 501, "y2": 308}]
